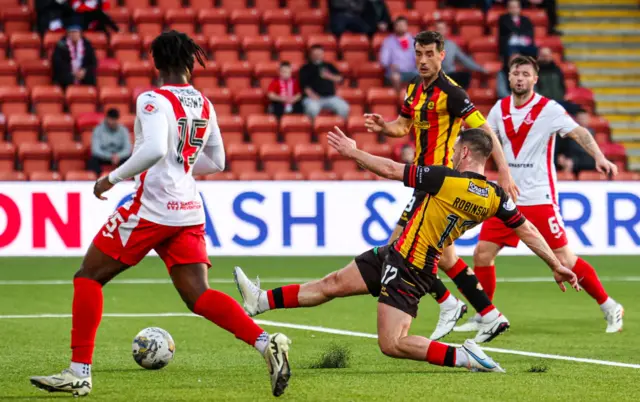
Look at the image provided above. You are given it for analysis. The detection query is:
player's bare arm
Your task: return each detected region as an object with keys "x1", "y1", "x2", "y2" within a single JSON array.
[
  {"x1": 477, "y1": 122, "x2": 520, "y2": 201},
  {"x1": 513, "y1": 220, "x2": 580, "y2": 292},
  {"x1": 363, "y1": 113, "x2": 413, "y2": 137},
  {"x1": 328, "y1": 126, "x2": 404, "y2": 180},
  {"x1": 566, "y1": 126, "x2": 618, "y2": 176}
]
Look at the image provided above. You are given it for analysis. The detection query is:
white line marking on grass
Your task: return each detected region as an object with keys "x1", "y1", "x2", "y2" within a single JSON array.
[
  {"x1": 0, "y1": 313, "x2": 638, "y2": 369},
  {"x1": 1, "y1": 276, "x2": 640, "y2": 286}
]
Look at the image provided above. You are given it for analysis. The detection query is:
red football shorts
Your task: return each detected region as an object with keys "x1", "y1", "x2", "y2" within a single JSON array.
[
  {"x1": 93, "y1": 206, "x2": 211, "y2": 270},
  {"x1": 478, "y1": 204, "x2": 568, "y2": 250}
]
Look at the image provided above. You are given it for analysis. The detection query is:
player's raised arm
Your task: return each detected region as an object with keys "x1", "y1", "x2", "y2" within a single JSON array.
[
  {"x1": 363, "y1": 113, "x2": 412, "y2": 138},
  {"x1": 192, "y1": 101, "x2": 225, "y2": 175}
]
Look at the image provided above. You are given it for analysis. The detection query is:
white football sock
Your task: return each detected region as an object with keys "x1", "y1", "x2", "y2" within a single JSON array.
[
  {"x1": 258, "y1": 292, "x2": 271, "y2": 312},
  {"x1": 70, "y1": 362, "x2": 91, "y2": 377},
  {"x1": 600, "y1": 297, "x2": 616, "y2": 312},
  {"x1": 455, "y1": 348, "x2": 470, "y2": 368},
  {"x1": 439, "y1": 293, "x2": 458, "y2": 310},
  {"x1": 481, "y1": 308, "x2": 499, "y2": 323},
  {"x1": 254, "y1": 331, "x2": 270, "y2": 354}
]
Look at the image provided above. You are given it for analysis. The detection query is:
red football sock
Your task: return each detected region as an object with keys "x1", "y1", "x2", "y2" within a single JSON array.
[
  {"x1": 267, "y1": 285, "x2": 300, "y2": 309},
  {"x1": 474, "y1": 265, "x2": 496, "y2": 301},
  {"x1": 425, "y1": 341, "x2": 456, "y2": 367},
  {"x1": 71, "y1": 278, "x2": 103, "y2": 364},
  {"x1": 445, "y1": 258, "x2": 468, "y2": 279},
  {"x1": 436, "y1": 289, "x2": 451, "y2": 304},
  {"x1": 193, "y1": 289, "x2": 264, "y2": 346},
  {"x1": 572, "y1": 258, "x2": 608, "y2": 304}
]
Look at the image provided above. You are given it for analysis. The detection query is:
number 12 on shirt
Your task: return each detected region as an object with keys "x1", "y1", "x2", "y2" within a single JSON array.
[{"x1": 176, "y1": 117, "x2": 208, "y2": 169}]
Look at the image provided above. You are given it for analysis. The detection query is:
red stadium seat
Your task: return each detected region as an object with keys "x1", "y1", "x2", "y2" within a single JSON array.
[
  {"x1": 30, "y1": 171, "x2": 62, "y2": 181},
  {"x1": 0, "y1": 170, "x2": 26, "y2": 181},
  {"x1": 273, "y1": 171, "x2": 305, "y2": 180},
  {"x1": 252, "y1": 0, "x2": 280, "y2": 11},
  {"x1": 394, "y1": 10, "x2": 421, "y2": 33},
  {"x1": 230, "y1": 9, "x2": 261, "y2": 37},
  {"x1": 108, "y1": 8, "x2": 131, "y2": 33},
  {"x1": 371, "y1": 33, "x2": 386, "y2": 55},
  {"x1": 362, "y1": 143, "x2": 392, "y2": 159},
  {"x1": 202, "y1": 87, "x2": 233, "y2": 115},
  {"x1": 52, "y1": 142, "x2": 86, "y2": 174},
  {"x1": 328, "y1": 146, "x2": 358, "y2": 173},
  {"x1": 246, "y1": 114, "x2": 278, "y2": 145},
  {"x1": 590, "y1": 116, "x2": 610, "y2": 135},
  {"x1": 455, "y1": 9, "x2": 485, "y2": 40},
  {"x1": 341, "y1": 171, "x2": 376, "y2": 180},
  {"x1": 263, "y1": 9, "x2": 293, "y2": 37},
  {"x1": 614, "y1": 171, "x2": 640, "y2": 181},
  {"x1": 294, "y1": 143, "x2": 325, "y2": 176},
  {"x1": 111, "y1": 33, "x2": 142, "y2": 62},
  {"x1": 65, "y1": 170, "x2": 98, "y2": 181},
  {"x1": 243, "y1": 36, "x2": 273, "y2": 64},
  {"x1": 523, "y1": 9, "x2": 549, "y2": 38},
  {"x1": 467, "y1": 88, "x2": 497, "y2": 108},
  {"x1": 42, "y1": 114, "x2": 75, "y2": 144},
  {"x1": 122, "y1": 61, "x2": 155, "y2": 89},
  {"x1": 166, "y1": 9, "x2": 197, "y2": 36},
  {"x1": 566, "y1": 87, "x2": 595, "y2": 113},
  {"x1": 156, "y1": 0, "x2": 182, "y2": 10},
  {"x1": 287, "y1": 0, "x2": 311, "y2": 9},
  {"x1": 198, "y1": 9, "x2": 228, "y2": 37},
  {"x1": 602, "y1": 143, "x2": 627, "y2": 163},
  {"x1": 0, "y1": 33, "x2": 6, "y2": 60},
  {"x1": 83, "y1": 32, "x2": 108, "y2": 60},
  {"x1": 0, "y1": 142, "x2": 16, "y2": 171},
  {"x1": 66, "y1": 86, "x2": 98, "y2": 117},
  {"x1": 227, "y1": 143, "x2": 258, "y2": 173},
  {"x1": 31, "y1": 85, "x2": 64, "y2": 116},
  {"x1": 594, "y1": 132, "x2": 609, "y2": 146},
  {"x1": 2, "y1": 6, "x2": 32, "y2": 35},
  {"x1": 191, "y1": 0, "x2": 214, "y2": 10},
  {"x1": 339, "y1": 34, "x2": 370, "y2": 65},
  {"x1": 20, "y1": 59, "x2": 51, "y2": 89},
  {"x1": 314, "y1": 116, "x2": 345, "y2": 146},
  {"x1": 354, "y1": 63, "x2": 384, "y2": 92},
  {"x1": 0, "y1": 60, "x2": 17, "y2": 86},
  {"x1": 468, "y1": 36, "x2": 498, "y2": 63},
  {"x1": 385, "y1": 0, "x2": 408, "y2": 14},
  {"x1": 19, "y1": 142, "x2": 51, "y2": 175},
  {"x1": 275, "y1": 36, "x2": 306, "y2": 65},
  {"x1": 101, "y1": 87, "x2": 132, "y2": 116},
  {"x1": 367, "y1": 88, "x2": 398, "y2": 119},
  {"x1": 235, "y1": 88, "x2": 266, "y2": 118},
  {"x1": 307, "y1": 171, "x2": 338, "y2": 180},
  {"x1": 217, "y1": 115, "x2": 245, "y2": 145},
  {"x1": 238, "y1": 171, "x2": 273, "y2": 180},
  {"x1": 221, "y1": 61, "x2": 252, "y2": 91},
  {"x1": 76, "y1": 112, "x2": 104, "y2": 146},
  {"x1": 412, "y1": 0, "x2": 439, "y2": 14},
  {"x1": 422, "y1": 8, "x2": 456, "y2": 27},
  {"x1": 486, "y1": 8, "x2": 503, "y2": 36},
  {"x1": 295, "y1": 10, "x2": 327, "y2": 36},
  {"x1": 209, "y1": 35, "x2": 240, "y2": 62},
  {"x1": 132, "y1": 9, "x2": 164, "y2": 36},
  {"x1": 556, "y1": 171, "x2": 575, "y2": 181},
  {"x1": 43, "y1": 32, "x2": 64, "y2": 58},
  {"x1": 191, "y1": 62, "x2": 219, "y2": 89},
  {"x1": 306, "y1": 34, "x2": 338, "y2": 62},
  {"x1": 0, "y1": 86, "x2": 29, "y2": 115},
  {"x1": 97, "y1": 59, "x2": 121, "y2": 90},
  {"x1": 9, "y1": 32, "x2": 41, "y2": 63},
  {"x1": 337, "y1": 88, "x2": 365, "y2": 116},
  {"x1": 260, "y1": 143, "x2": 291, "y2": 174},
  {"x1": 202, "y1": 171, "x2": 237, "y2": 181},
  {"x1": 347, "y1": 116, "x2": 378, "y2": 145},
  {"x1": 280, "y1": 114, "x2": 312, "y2": 145},
  {"x1": 218, "y1": 0, "x2": 249, "y2": 11},
  {"x1": 578, "y1": 171, "x2": 608, "y2": 181},
  {"x1": 254, "y1": 61, "x2": 280, "y2": 90},
  {"x1": 536, "y1": 36, "x2": 564, "y2": 54}
]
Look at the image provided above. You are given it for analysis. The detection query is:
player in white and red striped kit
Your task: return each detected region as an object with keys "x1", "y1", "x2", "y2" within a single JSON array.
[
  {"x1": 454, "y1": 55, "x2": 624, "y2": 334},
  {"x1": 30, "y1": 31, "x2": 292, "y2": 398}
]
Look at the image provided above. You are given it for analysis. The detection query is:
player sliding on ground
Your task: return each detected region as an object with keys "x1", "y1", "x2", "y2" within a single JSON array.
[
  {"x1": 30, "y1": 31, "x2": 291, "y2": 398},
  {"x1": 454, "y1": 55, "x2": 624, "y2": 334},
  {"x1": 234, "y1": 128, "x2": 580, "y2": 373},
  {"x1": 364, "y1": 30, "x2": 520, "y2": 343}
]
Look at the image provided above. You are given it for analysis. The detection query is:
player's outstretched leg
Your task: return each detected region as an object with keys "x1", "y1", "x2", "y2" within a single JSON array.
[
  {"x1": 171, "y1": 263, "x2": 291, "y2": 397},
  {"x1": 234, "y1": 259, "x2": 371, "y2": 317},
  {"x1": 30, "y1": 244, "x2": 131, "y2": 397},
  {"x1": 377, "y1": 303, "x2": 505, "y2": 373}
]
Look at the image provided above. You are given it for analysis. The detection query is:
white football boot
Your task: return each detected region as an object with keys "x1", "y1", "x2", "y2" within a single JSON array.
[
  {"x1": 474, "y1": 314, "x2": 510, "y2": 343},
  {"x1": 263, "y1": 333, "x2": 292, "y2": 397},
  {"x1": 30, "y1": 368, "x2": 92, "y2": 397},
  {"x1": 429, "y1": 299, "x2": 468, "y2": 340},
  {"x1": 453, "y1": 313, "x2": 481, "y2": 333},
  {"x1": 233, "y1": 266, "x2": 267, "y2": 317},
  {"x1": 604, "y1": 303, "x2": 624, "y2": 333},
  {"x1": 461, "y1": 340, "x2": 506, "y2": 373}
]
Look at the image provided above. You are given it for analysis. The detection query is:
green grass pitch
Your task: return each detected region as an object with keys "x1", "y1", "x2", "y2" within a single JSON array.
[{"x1": 1, "y1": 255, "x2": 639, "y2": 401}]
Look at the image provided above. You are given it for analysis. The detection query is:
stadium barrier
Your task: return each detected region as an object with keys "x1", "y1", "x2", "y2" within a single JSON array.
[{"x1": 0, "y1": 181, "x2": 638, "y2": 256}]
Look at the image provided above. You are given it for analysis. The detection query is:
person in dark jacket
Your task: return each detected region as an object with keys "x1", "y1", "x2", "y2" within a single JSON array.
[
  {"x1": 555, "y1": 109, "x2": 596, "y2": 174},
  {"x1": 52, "y1": 21, "x2": 97, "y2": 88},
  {"x1": 535, "y1": 46, "x2": 565, "y2": 101},
  {"x1": 498, "y1": 0, "x2": 537, "y2": 62}
]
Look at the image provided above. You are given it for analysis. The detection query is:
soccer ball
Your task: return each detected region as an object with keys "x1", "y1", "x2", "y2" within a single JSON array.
[{"x1": 132, "y1": 327, "x2": 175, "y2": 370}]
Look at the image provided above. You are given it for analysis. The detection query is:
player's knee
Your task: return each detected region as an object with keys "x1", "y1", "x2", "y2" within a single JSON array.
[
  {"x1": 321, "y1": 271, "x2": 344, "y2": 298},
  {"x1": 378, "y1": 337, "x2": 400, "y2": 357},
  {"x1": 473, "y1": 247, "x2": 494, "y2": 266}
]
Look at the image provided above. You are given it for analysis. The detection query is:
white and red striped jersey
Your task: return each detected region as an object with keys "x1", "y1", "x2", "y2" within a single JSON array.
[
  {"x1": 109, "y1": 84, "x2": 223, "y2": 227},
  {"x1": 487, "y1": 93, "x2": 579, "y2": 206}
]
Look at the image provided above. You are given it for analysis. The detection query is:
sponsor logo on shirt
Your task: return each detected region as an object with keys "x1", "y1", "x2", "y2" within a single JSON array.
[
  {"x1": 142, "y1": 102, "x2": 158, "y2": 114},
  {"x1": 414, "y1": 121, "x2": 431, "y2": 129},
  {"x1": 508, "y1": 163, "x2": 534, "y2": 168},
  {"x1": 166, "y1": 201, "x2": 202, "y2": 211},
  {"x1": 467, "y1": 182, "x2": 489, "y2": 198}
]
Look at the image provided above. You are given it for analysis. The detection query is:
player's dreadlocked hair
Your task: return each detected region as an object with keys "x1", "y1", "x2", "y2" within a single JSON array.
[{"x1": 150, "y1": 30, "x2": 207, "y2": 75}]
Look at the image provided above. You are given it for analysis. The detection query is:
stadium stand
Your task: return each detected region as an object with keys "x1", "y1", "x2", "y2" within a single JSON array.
[{"x1": 0, "y1": 0, "x2": 636, "y2": 181}]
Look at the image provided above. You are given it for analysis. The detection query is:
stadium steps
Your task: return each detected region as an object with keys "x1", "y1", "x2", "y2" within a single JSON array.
[{"x1": 558, "y1": 0, "x2": 640, "y2": 169}]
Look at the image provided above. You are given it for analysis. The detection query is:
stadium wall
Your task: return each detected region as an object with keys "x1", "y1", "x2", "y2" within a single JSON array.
[{"x1": 0, "y1": 181, "x2": 638, "y2": 256}]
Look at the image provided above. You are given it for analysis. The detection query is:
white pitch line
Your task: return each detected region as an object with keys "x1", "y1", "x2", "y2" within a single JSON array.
[
  {"x1": 0, "y1": 313, "x2": 637, "y2": 369},
  {"x1": 1, "y1": 276, "x2": 640, "y2": 286}
]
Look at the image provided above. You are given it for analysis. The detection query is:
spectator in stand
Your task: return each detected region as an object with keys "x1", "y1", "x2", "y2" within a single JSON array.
[
  {"x1": 363, "y1": 0, "x2": 392, "y2": 35},
  {"x1": 498, "y1": 0, "x2": 537, "y2": 62},
  {"x1": 379, "y1": 17, "x2": 417, "y2": 91},
  {"x1": 329, "y1": 0, "x2": 391, "y2": 36},
  {"x1": 535, "y1": 46, "x2": 565, "y2": 102},
  {"x1": 36, "y1": 0, "x2": 72, "y2": 36},
  {"x1": 70, "y1": 0, "x2": 118, "y2": 34},
  {"x1": 87, "y1": 108, "x2": 131, "y2": 176},
  {"x1": 52, "y1": 20, "x2": 97, "y2": 89},
  {"x1": 555, "y1": 108, "x2": 596, "y2": 175},
  {"x1": 267, "y1": 61, "x2": 303, "y2": 119},
  {"x1": 434, "y1": 21, "x2": 487, "y2": 90},
  {"x1": 299, "y1": 45, "x2": 350, "y2": 119}
]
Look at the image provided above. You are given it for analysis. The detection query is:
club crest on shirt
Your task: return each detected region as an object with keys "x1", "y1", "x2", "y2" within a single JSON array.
[
  {"x1": 523, "y1": 113, "x2": 534, "y2": 125},
  {"x1": 503, "y1": 198, "x2": 516, "y2": 211},
  {"x1": 427, "y1": 101, "x2": 435, "y2": 109},
  {"x1": 467, "y1": 182, "x2": 489, "y2": 198},
  {"x1": 142, "y1": 102, "x2": 158, "y2": 114}
]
